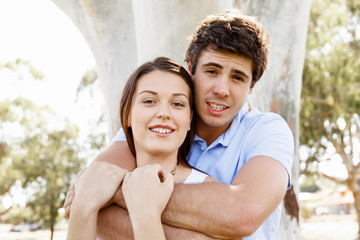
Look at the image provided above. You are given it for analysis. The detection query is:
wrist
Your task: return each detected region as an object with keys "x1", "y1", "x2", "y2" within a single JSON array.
[
  {"x1": 112, "y1": 186, "x2": 127, "y2": 208},
  {"x1": 131, "y1": 213, "x2": 162, "y2": 232},
  {"x1": 72, "y1": 195, "x2": 100, "y2": 218}
]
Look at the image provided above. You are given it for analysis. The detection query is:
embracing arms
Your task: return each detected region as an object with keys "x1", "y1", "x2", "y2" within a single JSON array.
[
  {"x1": 96, "y1": 142, "x2": 287, "y2": 239},
  {"x1": 66, "y1": 141, "x2": 288, "y2": 239},
  {"x1": 108, "y1": 155, "x2": 288, "y2": 239},
  {"x1": 66, "y1": 161, "x2": 127, "y2": 240},
  {"x1": 66, "y1": 141, "x2": 217, "y2": 239},
  {"x1": 161, "y1": 156, "x2": 288, "y2": 238}
]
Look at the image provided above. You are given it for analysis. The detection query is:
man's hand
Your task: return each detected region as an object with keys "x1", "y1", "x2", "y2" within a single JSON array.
[
  {"x1": 64, "y1": 167, "x2": 87, "y2": 218},
  {"x1": 64, "y1": 184, "x2": 74, "y2": 218}
]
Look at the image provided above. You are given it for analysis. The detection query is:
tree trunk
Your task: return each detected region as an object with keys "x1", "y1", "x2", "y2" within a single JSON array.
[
  {"x1": 51, "y1": 0, "x2": 138, "y2": 136},
  {"x1": 0, "y1": 206, "x2": 11, "y2": 216},
  {"x1": 50, "y1": 227, "x2": 54, "y2": 240},
  {"x1": 234, "y1": 1, "x2": 312, "y2": 239},
  {"x1": 131, "y1": 0, "x2": 233, "y2": 65},
  {"x1": 348, "y1": 172, "x2": 360, "y2": 237},
  {"x1": 52, "y1": 0, "x2": 233, "y2": 136}
]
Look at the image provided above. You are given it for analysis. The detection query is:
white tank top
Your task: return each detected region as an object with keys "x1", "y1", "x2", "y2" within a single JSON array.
[{"x1": 183, "y1": 169, "x2": 208, "y2": 184}]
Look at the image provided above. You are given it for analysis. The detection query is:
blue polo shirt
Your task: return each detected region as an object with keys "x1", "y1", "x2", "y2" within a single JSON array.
[
  {"x1": 188, "y1": 103, "x2": 293, "y2": 186},
  {"x1": 112, "y1": 103, "x2": 294, "y2": 239},
  {"x1": 187, "y1": 103, "x2": 294, "y2": 240}
]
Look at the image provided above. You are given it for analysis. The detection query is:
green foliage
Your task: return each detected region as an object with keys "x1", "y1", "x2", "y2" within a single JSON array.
[
  {"x1": 301, "y1": 0, "x2": 360, "y2": 175},
  {"x1": 0, "y1": 61, "x2": 107, "y2": 235},
  {"x1": 1, "y1": 52, "x2": 106, "y2": 240},
  {"x1": 76, "y1": 68, "x2": 98, "y2": 99},
  {"x1": 1, "y1": 59, "x2": 44, "y2": 80},
  {"x1": 0, "y1": 97, "x2": 86, "y2": 230},
  {"x1": 301, "y1": 206, "x2": 313, "y2": 221},
  {"x1": 1, "y1": 207, "x2": 35, "y2": 225}
]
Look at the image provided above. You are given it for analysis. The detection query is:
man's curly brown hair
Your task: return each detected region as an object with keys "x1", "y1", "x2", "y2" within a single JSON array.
[{"x1": 186, "y1": 10, "x2": 269, "y2": 88}]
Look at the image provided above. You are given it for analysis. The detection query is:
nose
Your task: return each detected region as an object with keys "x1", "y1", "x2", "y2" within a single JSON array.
[
  {"x1": 213, "y1": 76, "x2": 229, "y2": 97},
  {"x1": 156, "y1": 104, "x2": 171, "y2": 120}
]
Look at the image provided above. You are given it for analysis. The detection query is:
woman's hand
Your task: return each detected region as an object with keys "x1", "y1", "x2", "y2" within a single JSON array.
[
  {"x1": 122, "y1": 164, "x2": 174, "y2": 220},
  {"x1": 73, "y1": 161, "x2": 128, "y2": 213}
]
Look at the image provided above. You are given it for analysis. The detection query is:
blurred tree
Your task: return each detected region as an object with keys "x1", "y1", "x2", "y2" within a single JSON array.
[
  {"x1": 1, "y1": 59, "x2": 44, "y2": 81},
  {"x1": 0, "y1": 59, "x2": 44, "y2": 216},
  {"x1": 0, "y1": 60, "x2": 106, "y2": 240},
  {"x1": 301, "y1": 0, "x2": 360, "y2": 236},
  {"x1": 0, "y1": 97, "x2": 85, "y2": 240}
]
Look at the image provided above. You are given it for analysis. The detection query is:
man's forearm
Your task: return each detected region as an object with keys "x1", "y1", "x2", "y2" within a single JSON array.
[
  {"x1": 113, "y1": 181, "x2": 246, "y2": 239},
  {"x1": 162, "y1": 182, "x2": 246, "y2": 239},
  {"x1": 110, "y1": 157, "x2": 287, "y2": 239},
  {"x1": 97, "y1": 204, "x2": 134, "y2": 240},
  {"x1": 97, "y1": 204, "x2": 222, "y2": 240},
  {"x1": 162, "y1": 157, "x2": 288, "y2": 239},
  {"x1": 164, "y1": 224, "x2": 223, "y2": 240}
]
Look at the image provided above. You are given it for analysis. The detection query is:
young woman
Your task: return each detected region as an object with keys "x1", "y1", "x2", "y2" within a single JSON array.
[{"x1": 66, "y1": 57, "x2": 216, "y2": 240}]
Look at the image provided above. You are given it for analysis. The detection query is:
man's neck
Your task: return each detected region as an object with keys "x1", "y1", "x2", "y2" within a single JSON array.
[{"x1": 196, "y1": 119, "x2": 232, "y2": 146}]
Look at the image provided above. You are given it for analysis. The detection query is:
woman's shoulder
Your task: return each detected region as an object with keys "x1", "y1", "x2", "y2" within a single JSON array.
[
  {"x1": 183, "y1": 168, "x2": 208, "y2": 184},
  {"x1": 175, "y1": 164, "x2": 219, "y2": 184}
]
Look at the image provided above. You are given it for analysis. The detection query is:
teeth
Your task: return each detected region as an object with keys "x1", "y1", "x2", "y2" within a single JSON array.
[
  {"x1": 151, "y1": 128, "x2": 173, "y2": 134},
  {"x1": 209, "y1": 103, "x2": 227, "y2": 111}
]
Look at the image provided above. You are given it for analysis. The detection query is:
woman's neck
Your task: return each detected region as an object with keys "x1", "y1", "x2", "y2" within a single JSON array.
[{"x1": 135, "y1": 151, "x2": 179, "y2": 175}]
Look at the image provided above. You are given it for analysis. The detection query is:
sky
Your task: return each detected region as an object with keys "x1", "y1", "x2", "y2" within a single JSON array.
[
  {"x1": 0, "y1": 0, "x2": 97, "y2": 126},
  {"x1": 0, "y1": 0, "x2": 102, "y2": 208}
]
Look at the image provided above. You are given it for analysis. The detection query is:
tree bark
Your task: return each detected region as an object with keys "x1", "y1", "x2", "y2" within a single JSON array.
[
  {"x1": 132, "y1": 0, "x2": 233, "y2": 65},
  {"x1": 52, "y1": 0, "x2": 233, "y2": 136},
  {"x1": 234, "y1": 0, "x2": 312, "y2": 239},
  {"x1": 348, "y1": 169, "x2": 360, "y2": 237}
]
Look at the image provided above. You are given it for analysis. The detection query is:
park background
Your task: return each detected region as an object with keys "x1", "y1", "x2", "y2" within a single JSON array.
[{"x1": 0, "y1": 0, "x2": 359, "y2": 239}]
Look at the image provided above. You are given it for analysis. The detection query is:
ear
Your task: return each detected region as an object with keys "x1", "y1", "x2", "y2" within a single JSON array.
[{"x1": 186, "y1": 60, "x2": 193, "y2": 78}]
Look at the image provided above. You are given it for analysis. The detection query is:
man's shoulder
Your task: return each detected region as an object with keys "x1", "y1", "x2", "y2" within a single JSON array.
[{"x1": 242, "y1": 108, "x2": 286, "y2": 129}]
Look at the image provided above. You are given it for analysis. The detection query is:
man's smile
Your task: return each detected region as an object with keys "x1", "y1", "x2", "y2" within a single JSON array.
[{"x1": 208, "y1": 102, "x2": 229, "y2": 111}]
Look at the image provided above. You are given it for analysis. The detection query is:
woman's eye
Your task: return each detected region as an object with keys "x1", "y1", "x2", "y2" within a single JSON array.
[
  {"x1": 172, "y1": 102, "x2": 185, "y2": 107},
  {"x1": 142, "y1": 99, "x2": 155, "y2": 104}
]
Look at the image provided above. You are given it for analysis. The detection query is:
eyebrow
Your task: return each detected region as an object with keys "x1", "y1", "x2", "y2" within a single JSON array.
[
  {"x1": 137, "y1": 90, "x2": 189, "y2": 99},
  {"x1": 202, "y1": 62, "x2": 251, "y2": 80}
]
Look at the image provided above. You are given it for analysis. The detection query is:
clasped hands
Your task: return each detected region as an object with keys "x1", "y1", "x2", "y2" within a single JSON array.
[{"x1": 64, "y1": 161, "x2": 174, "y2": 218}]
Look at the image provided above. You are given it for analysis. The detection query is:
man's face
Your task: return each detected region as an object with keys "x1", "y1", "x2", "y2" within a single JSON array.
[{"x1": 192, "y1": 50, "x2": 253, "y2": 135}]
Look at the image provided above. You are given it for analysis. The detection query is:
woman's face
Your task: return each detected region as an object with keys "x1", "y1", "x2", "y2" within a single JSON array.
[{"x1": 129, "y1": 70, "x2": 192, "y2": 158}]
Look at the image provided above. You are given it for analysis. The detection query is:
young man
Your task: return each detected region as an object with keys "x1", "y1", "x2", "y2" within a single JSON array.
[{"x1": 65, "y1": 10, "x2": 294, "y2": 239}]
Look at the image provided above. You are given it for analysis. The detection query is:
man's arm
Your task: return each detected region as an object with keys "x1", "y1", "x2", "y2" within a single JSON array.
[
  {"x1": 70, "y1": 141, "x2": 286, "y2": 238},
  {"x1": 97, "y1": 204, "x2": 223, "y2": 240},
  {"x1": 94, "y1": 141, "x2": 136, "y2": 170},
  {"x1": 111, "y1": 155, "x2": 287, "y2": 239},
  {"x1": 160, "y1": 156, "x2": 288, "y2": 239}
]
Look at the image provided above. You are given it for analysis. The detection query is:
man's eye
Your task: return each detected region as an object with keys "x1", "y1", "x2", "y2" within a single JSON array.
[
  {"x1": 206, "y1": 69, "x2": 217, "y2": 75},
  {"x1": 234, "y1": 75, "x2": 244, "y2": 81}
]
